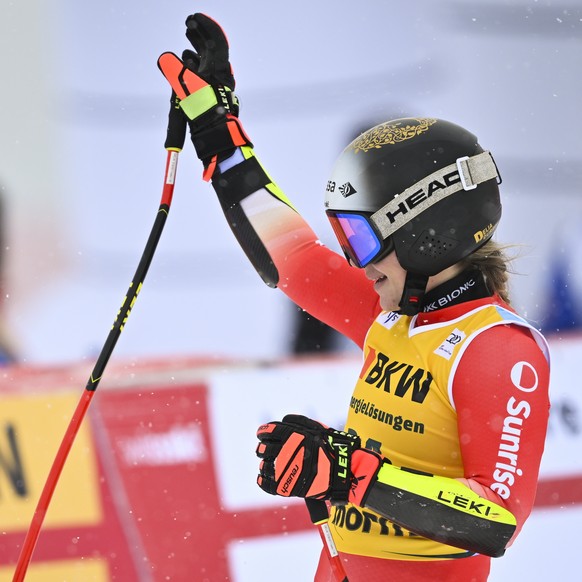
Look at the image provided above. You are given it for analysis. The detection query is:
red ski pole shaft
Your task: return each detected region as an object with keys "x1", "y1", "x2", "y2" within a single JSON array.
[
  {"x1": 12, "y1": 95, "x2": 187, "y2": 581},
  {"x1": 305, "y1": 498, "x2": 349, "y2": 582}
]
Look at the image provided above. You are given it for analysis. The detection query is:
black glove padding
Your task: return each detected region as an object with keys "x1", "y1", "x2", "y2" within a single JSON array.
[
  {"x1": 256, "y1": 414, "x2": 361, "y2": 503},
  {"x1": 184, "y1": 13, "x2": 235, "y2": 90}
]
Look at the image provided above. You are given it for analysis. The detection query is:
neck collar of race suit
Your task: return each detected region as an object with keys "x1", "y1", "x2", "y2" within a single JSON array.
[{"x1": 398, "y1": 268, "x2": 492, "y2": 316}]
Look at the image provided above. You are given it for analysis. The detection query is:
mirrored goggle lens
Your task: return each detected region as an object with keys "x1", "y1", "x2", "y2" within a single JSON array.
[{"x1": 327, "y1": 212, "x2": 382, "y2": 267}]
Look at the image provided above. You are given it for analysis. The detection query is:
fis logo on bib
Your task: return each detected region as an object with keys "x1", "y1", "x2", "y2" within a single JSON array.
[{"x1": 379, "y1": 312, "x2": 400, "y2": 330}]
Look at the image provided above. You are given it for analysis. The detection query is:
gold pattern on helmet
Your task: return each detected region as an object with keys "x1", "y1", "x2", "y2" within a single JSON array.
[{"x1": 351, "y1": 118, "x2": 438, "y2": 153}]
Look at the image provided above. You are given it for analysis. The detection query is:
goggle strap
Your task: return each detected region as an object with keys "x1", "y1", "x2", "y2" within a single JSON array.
[{"x1": 371, "y1": 151, "x2": 499, "y2": 240}]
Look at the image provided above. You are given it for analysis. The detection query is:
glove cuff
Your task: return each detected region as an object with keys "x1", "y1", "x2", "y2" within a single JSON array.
[
  {"x1": 192, "y1": 116, "x2": 253, "y2": 162},
  {"x1": 348, "y1": 449, "x2": 383, "y2": 507},
  {"x1": 213, "y1": 154, "x2": 271, "y2": 205},
  {"x1": 324, "y1": 430, "x2": 361, "y2": 504}
]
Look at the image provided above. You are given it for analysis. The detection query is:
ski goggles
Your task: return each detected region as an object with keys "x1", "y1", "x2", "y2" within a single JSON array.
[{"x1": 326, "y1": 210, "x2": 394, "y2": 268}]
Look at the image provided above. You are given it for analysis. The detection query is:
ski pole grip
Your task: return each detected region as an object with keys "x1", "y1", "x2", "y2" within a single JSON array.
[
  {"x1": 305, "y1": 498, "x2": 329, "y2": 524},
  {"x1": 164, "y1": 91, "x2": 187, "y2": 150}
]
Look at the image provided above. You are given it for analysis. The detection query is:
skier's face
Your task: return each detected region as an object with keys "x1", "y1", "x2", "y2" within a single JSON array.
[
  {"x1": 363, "y1": 252, "x2": 407, "y2": 312},
  {"x1": 363, "y1": 252, "x2": 464, "y2": 312}
]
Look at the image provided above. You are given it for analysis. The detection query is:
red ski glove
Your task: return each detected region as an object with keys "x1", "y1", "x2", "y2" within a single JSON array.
[
  {"x1": 157, "y1": 13, "x2": 252, "y2": 179},
  {"x1": 256, "y1": 414, "x2": 383, "y2": 506}
]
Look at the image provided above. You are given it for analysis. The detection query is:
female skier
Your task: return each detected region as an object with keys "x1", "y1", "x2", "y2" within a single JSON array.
[{"x1": 158, "y1": 14, "x2": 550, "y2": 581}]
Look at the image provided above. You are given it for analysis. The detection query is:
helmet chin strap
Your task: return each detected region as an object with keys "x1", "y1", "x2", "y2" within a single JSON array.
[{"x1": 398, "y1": 272, "x2": 430, "y2": 316}]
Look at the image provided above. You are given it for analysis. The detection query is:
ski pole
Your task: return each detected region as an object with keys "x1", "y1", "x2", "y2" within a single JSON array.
[
  {"x1": 305, "y1": 498, "x2": 349, "y2": 582},
  {"x1": 12, "y1": 94, "x2": 187, "y2": 582}
]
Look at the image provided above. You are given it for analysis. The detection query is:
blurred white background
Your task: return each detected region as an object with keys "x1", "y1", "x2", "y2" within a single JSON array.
[{"x1": 1, "y1": 0, "x2": 581, "y2": 365}]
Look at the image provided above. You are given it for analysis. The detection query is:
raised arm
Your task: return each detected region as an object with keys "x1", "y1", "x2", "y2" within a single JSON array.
[{"x1": 157, "y1": 13, "x2": 380, "y2": 345}]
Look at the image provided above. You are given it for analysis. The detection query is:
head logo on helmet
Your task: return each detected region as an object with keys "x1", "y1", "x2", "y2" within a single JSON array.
[{"x1": 325, "y1": 117, "x2": 502, "y2": 314}]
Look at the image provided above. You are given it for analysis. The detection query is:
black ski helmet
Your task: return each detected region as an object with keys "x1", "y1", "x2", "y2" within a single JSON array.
[{"x1": 325, "y1": 117, "x2": 502, "y2": 314}]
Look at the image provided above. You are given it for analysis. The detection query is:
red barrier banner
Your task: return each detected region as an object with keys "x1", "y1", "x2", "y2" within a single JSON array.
[
  {"x1": 0, "y1": 363, "x2": 312, "y2": 581},
  {"x1": 0, "y1": 391, "x2": 141, "y2": 580}
]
